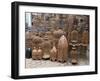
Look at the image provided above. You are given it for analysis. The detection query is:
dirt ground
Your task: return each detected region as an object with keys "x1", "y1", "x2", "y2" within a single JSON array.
[{"x1": 25, "y1": 57, "x2": 89, "y2": 68}]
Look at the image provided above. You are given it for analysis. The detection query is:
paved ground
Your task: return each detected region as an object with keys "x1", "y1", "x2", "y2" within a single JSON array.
[{"x1": 25, "y1": 57, "x2": 89, "y2": 68}]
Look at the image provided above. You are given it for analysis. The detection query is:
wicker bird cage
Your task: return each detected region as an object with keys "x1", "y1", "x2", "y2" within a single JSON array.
[
  {"x1": 41, "y1": 40, "x2": 52, "y2": 50},
  {"x1": 37, "y1": 47, "x2": 43, "y2": 60},
  {"x1": 53, "y1": 29, "x2": 66, "y2": 48},
  {"x1": 70, "y1": 30, "x2": 78, "y2": 43},
  {"x1": 32, "y1": 47, "x2": 38, "y2": 60},
  {"x1": 53, "y1": 29, "x2": 66, "y2": 38},
  {"x1": 81, "y1": 30, "x2": 89, "y2": 46},
  {"x1": 40, "y1": 40, "x2": 52, "y2": 59},
  {"x1": 50, "y1": 45, "x2": 57, "y2": 61},
  {"x1": 57, "y1": 35, "x2": 68, "y2": 63},
  {"x1": 32, "y1": 47, "x2": 43, "y2": 60},
  {"x1": 70, "y1": 46, "x2": 78, "y2": 64},
  {"x1": 32, "y1": 36, "x2": 43, "y2": 49}
]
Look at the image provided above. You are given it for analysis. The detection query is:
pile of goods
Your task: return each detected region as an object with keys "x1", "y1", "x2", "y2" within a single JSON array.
[{"x1": 25, "y1": 13, "x2": 89, "y2": 65}]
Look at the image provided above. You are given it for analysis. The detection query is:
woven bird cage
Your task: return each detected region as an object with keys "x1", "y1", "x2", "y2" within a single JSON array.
[
  {"x1": 32, "y1": 36, "x2": 43, "y2": 49},
  {"x1": 53, "y1": 29, "x2": 66, "y2": 38},
  {"x1": 50, "y1": 45, "x2": 57, "y2": 61},
  {"x1": 57, "y1": 35, "x2": 68, "y2": 62},
  {"x1": 70, "y1": 30, "x2": 78, "y2": 43},
  {"x1": 70, "y1": 46, "x2": 78, "y2": 64},
  {"x1": 81, "y1": 30, "x2": 89, "y2": 46}
]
